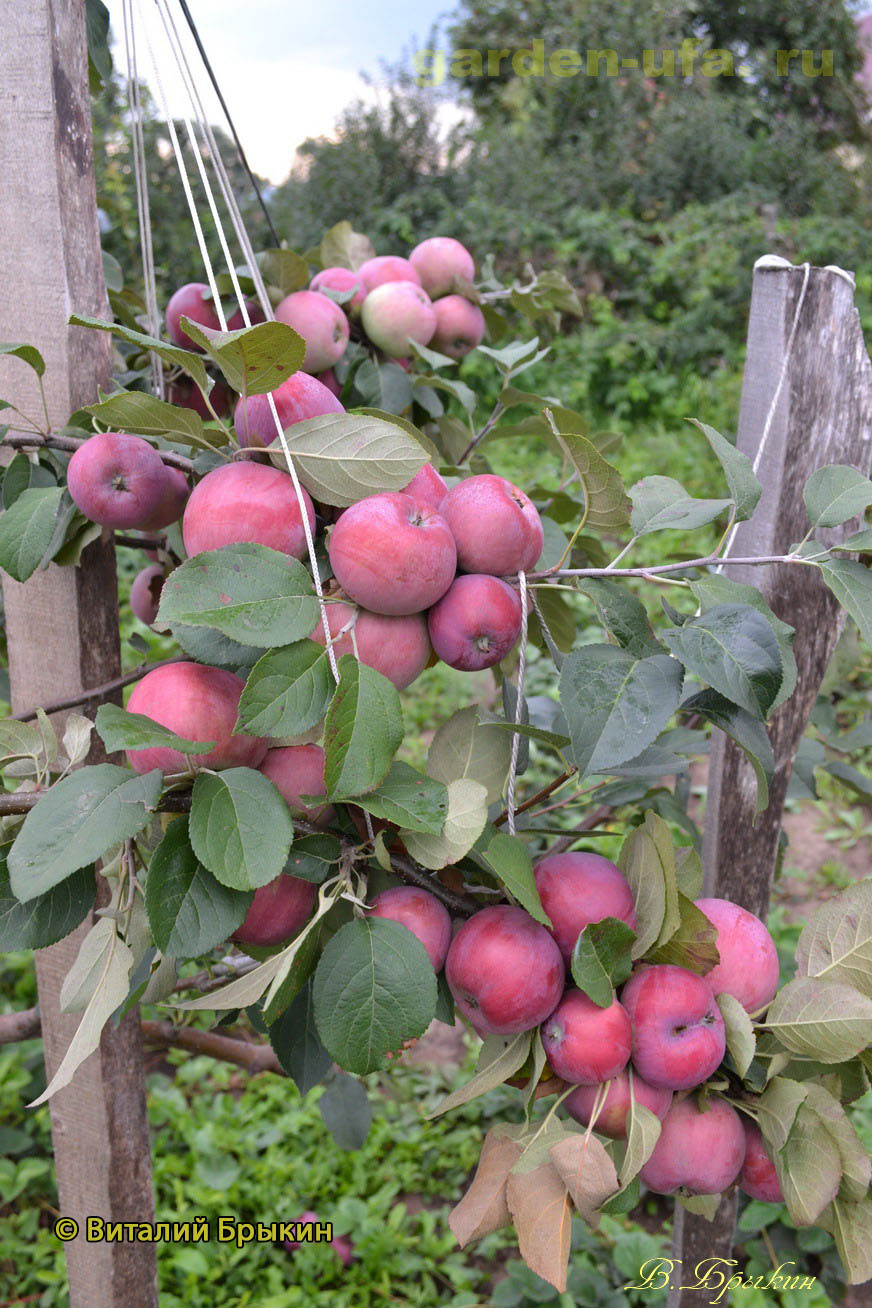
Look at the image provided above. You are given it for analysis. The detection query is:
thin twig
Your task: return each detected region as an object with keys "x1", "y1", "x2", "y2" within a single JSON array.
[
  {"x1": 114, "y1": 533, "x2": 168, "y2": 551},
  {"x1": 493, "y1": 768, "x2": 577, "y2": 828},
  {"x1": 0, "y1": 1006, "x2": 40, "y2": 1045},
  {"x1": 544, "y1": 805, "x2": 614, "y2": 855},
  {"x1": 2, "y1": 432, "x2": 194, "y2": 473},
  {"x1": 8, "y1": 657, "x2": 185, "y2": 722},
  {"x1": 530, "y1": 554, "x2": 800, "y2": 582},
  {"x1": 458, "y1": 398, "x2": 505, "y2": 465},
  {"x1": 388, "y1": 855, "x2": 478, "y2": 917},
  {"x1": 140, "y1": 1020, "x2": 284, "y2": 1075}
]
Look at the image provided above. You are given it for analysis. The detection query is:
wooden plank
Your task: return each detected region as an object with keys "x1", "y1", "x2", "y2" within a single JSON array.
[
  {"x1": 0, "y1": 2, "x2": 158, "y2": 1304},
  {"x1": 669, "y1": 263, "x2": 872, "y2": 1305}
]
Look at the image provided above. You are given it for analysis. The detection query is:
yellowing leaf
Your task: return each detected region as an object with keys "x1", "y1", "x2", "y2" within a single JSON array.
[{"x1": 449, "y1": 1129, "x2": 522, "y2": 1247}]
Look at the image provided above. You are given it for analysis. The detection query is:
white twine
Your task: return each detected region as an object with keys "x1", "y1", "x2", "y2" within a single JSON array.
[{"x1": 505, "y1": 571, "x2": 529, "y2": 836}]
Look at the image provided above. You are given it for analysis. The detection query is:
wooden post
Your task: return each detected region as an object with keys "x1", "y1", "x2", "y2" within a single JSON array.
[
  {"x1": 669, "y1": 263, "x2": 872, "y2": 1305},
  {"x1": 0, "y1": 3, "x2": 158, "y2": 1305}
]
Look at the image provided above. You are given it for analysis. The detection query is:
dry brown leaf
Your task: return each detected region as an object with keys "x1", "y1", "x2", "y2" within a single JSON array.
[
  {"x1": 505, "y1": 1161, "x2": 572, "y2": 1292},
  {"x1": 550, "y1": 1132, "x2": 620, "y2": 1223},
  {"x1": 449, "y1": 1128, "x2": 523, "y2": 1247}
]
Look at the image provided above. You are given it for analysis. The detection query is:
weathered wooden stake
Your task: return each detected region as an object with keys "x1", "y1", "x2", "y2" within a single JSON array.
[
  {"x1": 669, "y1": 263, "x2": 872, "y2": 1305},
  {"x1": 0, "y1": 2, "x2": 157, "y2": 1304}
]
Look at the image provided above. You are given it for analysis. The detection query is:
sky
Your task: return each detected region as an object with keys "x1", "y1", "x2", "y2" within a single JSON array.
[{"x1": 105, "y1": 0, "x2": 451, "y2": 183}]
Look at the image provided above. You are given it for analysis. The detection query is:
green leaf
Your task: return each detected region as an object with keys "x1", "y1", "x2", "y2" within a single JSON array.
[
  {"x1": 580, "y1": 579, "x2": 663, "y2": 658},
  {"x1": 688, "y1": 420, "x2": 761, "y2": 521},
  {"x1": 353, "y1": 360, "x2": 413, "y2": 414},
  {"x1": 401, "y1": 780, "x2": 488, "y2": 871},
  {"x1": 570, "y1": 917, "x2": 635, "y2": 1007},
  {"x1": 312, "y1": 918, "x2": 436, "y2": 1074},
  {"x1": 794, "y1": 880, "x2": 872, "y2": 998},
  {"x1": 343, "y1": 762, "x2": 448, "y2": 834},
  {"x1": 69, "y1": 313, "x2": 209, "y2": 392},
  {"x1": 819, "y1": 559, "x2": 872, "y2": 646},
  {"x1": 0, "y1": 846, "x2": 95, "y2": 951},
  {"x1": 480, "y1": 832, "x2": 550, "y2": 926},
  {"x1": 258, "y1": 248, "x2": 309, "y2": 296},
  {"x1": 189, "y1": 768, "x2": 294, "y2": 891},
  {"x1": 559, "y1": 645, "x2": 683, "y2": 779},
  {"x1": 95, "y1": 704, "x2": 215, "y2": 757},
  {"x1": 618, "y1": 812, "x2": 680, "y2": 958},
  {"x1": 158, "y1": 544, "x2": 318, "y2": 648},
  {"x1": 268, "y1": 981, "x2": 332, "y2": 1096},
  {"x1": 0, "y1": 719, "x2": 46, "y2": 766},
  {"x1": 804, "y1": 465, "x2": 872, "y2": 530},
  {"x1": 550, "y1": 429, "x2": 630, "y2": 531},
  {"x1": 323, "y1": 656, "x2": 403, "y2": 798},
  {"x1": 235, "y1": 641, "x2": 333, "y2": 738},
  {"x1": 682, "y1": 688, "x2": 774, "y2": 813},
  {"x1": 716, "y1": 993, "x2": 756, "y2": 1077},
  {"x1": 630, "y1": 476, "x2": 732, "y2": 535},
  {"x1": 318, "y1": 1072, "x2": 373, "y2": 1150},
  {"x1": 690, "y1": 574, "x2": 796, "y2": 710},
  {"x1": 172, "y1": 623, "x2": 262, "y2": 671},
  {"x1": 429, "y1": 1032, "x2": 532, "y2": 1117},
  {"x1": 647, "y1": 892, "x2": 720, "y2": 973},
  {"x1": 820, "y1": 1196, "x2": 872, "y2": 1286},
  {"x1": 319, "y1": 220, "x2": 375, "y2": 271},
  {"x1": 427, "y1": 707, "x2": 511, "y2": 804},
  {"x1": 839, "y1": 528, "x2": 872, "y2": 553},
  {"x1": 179, "y1": 318, "x2": 305, "y2": 396},
  {"x1": 765, "y1": 976, "x2": 872, "y2": 1062},
  {"x1": 0, "y1": 487, "x2": 65, "y2": 581},
  {"x1": 8, "y1": 765, "x2": 162, "y2": 901},
  {"x1": 85, "y1": 390, "x2": 223, "y2": 451},
  {"x1": 268, "y1": 412, "x2": 428, "y2": 507},
  {"x1": 283, "y1": 833, "x2": 341, "y2": 884},
  {"x1": 778, "y1": 1100, "x2": 842, "y2": 1226},
  {"x1": 145, "y1": 817, "x2": 253, "y2": 956},
  {"x1": 0, "y1": 342, "x2": 46, "y2": 377},
  {"x1": 662, "y1": 603, "x2": 782, "y2": 720}
]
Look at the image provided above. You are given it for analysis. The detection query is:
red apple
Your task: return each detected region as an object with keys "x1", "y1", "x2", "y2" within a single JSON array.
[
  {"x1": 233, "y1": 371, "x2": 344, "y2": 449},
  {"x1": 67, "y1": 432, "x2": 170, "y2": 529},
  {"x1": 130, "y1": 564, "x2": 165, "y2": 627},
  {"x1": 310, "y1": 601, "x2": 431, "y2": 690},
  {"x1": 357, "y1": 255, "x2": 421, "y2": 292},
  {"x1": 166, "y1": 375, "x2": 231, "y2": 420},
  {"x1": 226, "y1": 300, "x2": 266, "y2": 332},
  {"x1": 402, "y1": 463, "x2": 448, "y2": 512},
  {"x1": 166, "y1": 282, "x2": 221, "y2": 349},
  {"x1": 275, "y1": 290, "x2": 350, "y2": 374},
  {"x1": 232, "y1": 872, "x2": 316, "y2": 948},
  {"x1": 317, "y1": 368, "x2": 342, "y2": 398},
  {"x1": 439, "y1": 474, "x2": 544, "y2": 575},
  {"x1": 445, "y1": 904, "x2": 565, "y2": 1036},
  {"x1": 361, "y1": 281, "x2": 436, "y2": 357},
  {"x1": 740, "y1": 1120, "x2": 784, "y2": 1203},
  {"x1": 140, "y1": 465, "x2": 189, "y2": 532},
  {"x1": 541, "y1": 989, "x2": 633, "y2": 1085},
  {"x1": 694, "y1": 897, "x2": 780, "y2": 1013},
  {"x1": 182, "y1": 462, "x2": 315, "y2": 559},
  {"x1": 260, "y1": 744, "x2": 333, "y2": 827},
  {"x1": 430, "y1": 296, "x2": 485, "y2": 359},
  {"x1": 125, "y1": 662, "x2": 267, "y2": 774},
  {"x1": 327, "y1": 492, "x2": 456, "y2": 615},
  {"x1": 409, "y1": 237, "x2": 475, "y2": 298},
  {"x1": 533, "y1": 851, "x2": 638, "y2": 963},
  {"x1": 310, "y1": 266, "x2": 366, "y2": 310},
  {"x1": 640, "y1": 1096, "x2": 746, "y2": 1195},
  {"x1": 620, "y1": 964, "x2": 726, "y2": 1091},
  {"x1": 565, "y1": 1070, "x2": 673, "y2": 1139},
  {"x1": 427, "y1": 574, "x2": 522, "y2": 671},
  {"x1": 367, "y1": 885, "x2": 452, "y2": 971}
]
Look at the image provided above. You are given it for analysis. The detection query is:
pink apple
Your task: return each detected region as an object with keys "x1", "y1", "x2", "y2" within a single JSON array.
[
  {"x1": 166, "y1": 282, "x2": 221, "y2": 349},
  {"x1": 533, "y1": 851, "x2": 638, "y2": 963},
  {"x1": 740, "y1": 1120, "x2": 784, "y2": 1203},
  {"x1": 130, "y1": 564, "x2": 165, "y2": 627},
  {"x1": 310, "y1": 602, "x2": 431, "y2": 690},
  {"x1": 409, "y1": 237, "x2": 475, "y2": 298},
  {"x1": 445, "y1": 904, "x2": 565, "y2": 1036},
  {"x1": 694, "y1": 897, "x2": 780, "y2": 1013},
  {"x1": 367, "y1": 885, "x2": 452, "y2": 971},
  {"x1": 260, "y1": 744, "x2": 334, "y2": 827},
  {"x1": 226, "y1": 299, "x2": 266, "y2": 332},
  {"x1": 439, "y1": 474, "x2": 544, "y2": 575},
  {"x1": 640, "y1": 1096, "x2": 746, "y2": 1195},
  {"x1": 620, "y1": 964, "x2": 726, "y2": 1091},
  {"x1": 541, "y1": 989, "x2": 632, "y2": 1085},
  {"x1": 327, "y1": 492, "x2": 456, "y2": 615},
  {"x1": 140, "y1": 465, "x2": 189, "y2": 532},
  {"x1": 427, "y1": 574, "x2": 522, "y2": 671},
  {"x1": 182, "y1": 462, "x2": 315, "y2": 559},
  {"x1": 275, "y1": 289, "x2": 350, "y2": 374},
  {"x1": 430, "y1": 296, "x2": 485, "y2": 359},
  {"x1": 232, "y1": 872, "x2": 316, "y2": 948},
  {"x1": 357, "y1": 255, "x2": 421, "y2": 292},
  {"x1": 361, "y1": 281, "x2": 436, "y2": 357},
  {"x1": 233, "y1": 371, "x2": 344, "y2": 449},
  {"x1": 67, "y1": 432, "x2": 170, "y2": 529},
  {"x1": 317, "y1": 368, "x2": 342, "y2": 398},
  {"x1": 565, "y1": 1070, "x2": 673, "y2": 1139},
  {"x1": 310, "y1": 266, "x2": 366, "y2": 310},
  {"x1": 125, "y1": 662, "x2": 267, "y2": 774},
  {"x1": 402, "y1": 463, "x2": 448, "y2": 512}
]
